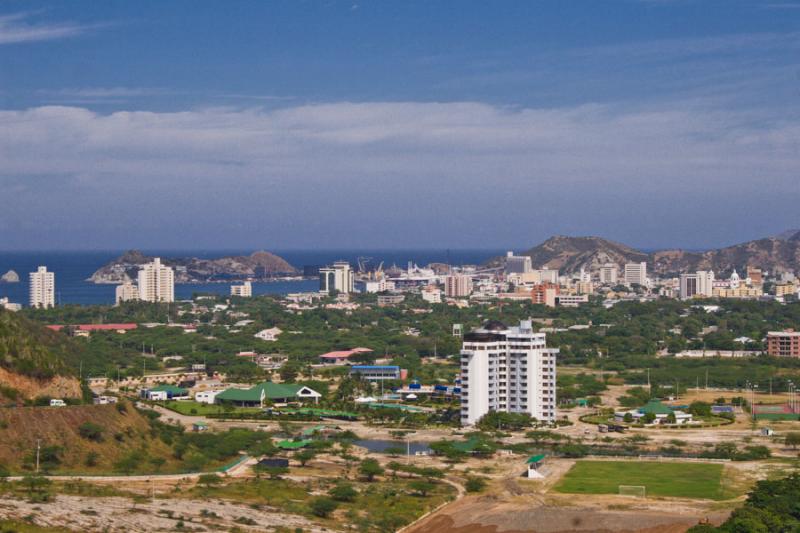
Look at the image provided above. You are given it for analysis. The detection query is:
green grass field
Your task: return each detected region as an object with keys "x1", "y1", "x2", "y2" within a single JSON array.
[{"x1": 554, "y1": 460, "x2": 731, "y2": 500}]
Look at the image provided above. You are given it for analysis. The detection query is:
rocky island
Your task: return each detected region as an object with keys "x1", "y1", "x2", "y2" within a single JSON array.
[
  {"x1": 88, "y1": 250, "x2": 297, "y2": 284},
  {"x1": 0, "y1": 270, "x2": 19, "y2": 283}
]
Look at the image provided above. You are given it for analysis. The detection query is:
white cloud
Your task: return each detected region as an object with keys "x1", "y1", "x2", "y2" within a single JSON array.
[
  {"x1": 0, "y1": 101, "x2": 797, "y2": 248},
  {"x1": 0, "y1": 12, "x2": 98, "y2": 45}
]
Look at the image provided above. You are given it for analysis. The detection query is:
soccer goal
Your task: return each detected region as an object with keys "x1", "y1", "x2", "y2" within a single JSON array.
[{"x1": 619, "y1": 485, "x2": 646, "y2": 498}]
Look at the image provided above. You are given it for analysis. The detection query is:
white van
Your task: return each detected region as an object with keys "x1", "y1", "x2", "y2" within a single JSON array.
[{"x1": 49, "y1": 399, "x2": 66, "y2": 407}]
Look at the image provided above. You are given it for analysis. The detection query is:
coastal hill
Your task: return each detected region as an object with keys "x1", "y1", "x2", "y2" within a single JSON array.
[
  {"x1": 0, "y1": 309, "x2": 82, "y2": 400},
  {"x1": 512, "y1": 230, "x2": 800, "y2": 275},
  {"x1": 88, "y1": 249, "x2": 298, "y2": 284},
  {"x1": 521, "y1": 235, "x2": 648, "y2": 273}
]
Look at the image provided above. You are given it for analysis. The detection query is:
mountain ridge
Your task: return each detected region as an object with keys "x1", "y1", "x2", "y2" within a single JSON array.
[{"x1": 513, "y1": 231, "x2": 800, "y2": 275}]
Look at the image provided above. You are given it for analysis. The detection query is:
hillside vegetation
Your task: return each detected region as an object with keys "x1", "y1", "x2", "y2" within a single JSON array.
[
  {"x1": 0, "y1": 309, "x2": 78, "y2": 379},
  {"x1": 0, "y1": 402, "x2": 176, "y2": 474}
]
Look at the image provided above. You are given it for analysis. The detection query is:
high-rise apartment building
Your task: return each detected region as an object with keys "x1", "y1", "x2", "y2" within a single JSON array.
[
  {"x1": 29, "y1": 266, "x2": 55, "y2": 308},
  {"x1": 231, "y1": 281, "x2": 252, "y2": 297},
  {"x1": 460, "y1": 320, "x2": 558, "y2": 425},
  {"x1": 680, "y1": 270, "x2": 715, "y2": 299},
  {"x1": 599, "y1": 263, "x2": 618, "y2": 285},
  {"x1": 445, "y1": 274, "x2": 473, "y2": 297},
  {"x1": 319, "y1": 261, "x2": 354, "y2": 294},
  {"x1": 623, "y1": 262, "x2": 647, "y2": 287},
  {"x1": 137, "y1": 258, "x2": 175, "y2": 303},
  {"x1": 115, "y1": 281, "x2": 140, "y2": 305},
  {"x1": 504, "y1": 251, "x2": 532, "y2": 274}
]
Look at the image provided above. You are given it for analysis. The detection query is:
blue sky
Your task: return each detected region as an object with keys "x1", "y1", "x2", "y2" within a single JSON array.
[{"x1": 0, "y1": 1, "x2": 798, "y2": 250}]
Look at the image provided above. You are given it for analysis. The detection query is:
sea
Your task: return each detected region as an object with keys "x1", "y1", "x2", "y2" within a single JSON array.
[{"x1": 0, "y1": 249, "x2": 502, "y2": 307}]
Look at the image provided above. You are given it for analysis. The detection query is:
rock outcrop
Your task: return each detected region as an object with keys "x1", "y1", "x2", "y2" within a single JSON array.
[
  {"x1": 0, "y1": 270, "x2": 19, "y2": 283},
  {"x1": 88, "y1": 250, "x2": 297, "y2": 284}
]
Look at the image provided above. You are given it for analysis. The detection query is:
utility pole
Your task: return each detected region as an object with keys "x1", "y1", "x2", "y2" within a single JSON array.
[
  {"x1": 35, "y1": 439, "x2": 41, "y2": 473},
  {"x1": 705, "y1": 368, "x2": 708, "y2": 390}
]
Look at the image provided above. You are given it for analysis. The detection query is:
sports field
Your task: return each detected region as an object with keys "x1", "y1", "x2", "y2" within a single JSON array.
[{"x1": 554, "y1": 460, "x2": 729, "y2": 500}]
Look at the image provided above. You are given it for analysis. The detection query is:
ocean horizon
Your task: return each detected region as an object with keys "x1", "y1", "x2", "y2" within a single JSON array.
[{"x1": 0, "y1": 249, "x2": 504, "y2": 307}]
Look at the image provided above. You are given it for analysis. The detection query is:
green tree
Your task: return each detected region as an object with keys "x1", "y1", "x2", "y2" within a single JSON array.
[
  {"x1": 465, "y1": 476, "x2": 487, "y2": 493},
  {"x1": 408, "y1": 480, "x2": 435, "y2": 497},
  {"x1": 296, "y1": 449, "x2": 316, "y2": 467},
  {"x1": 358, "y1": 458, "x2": 384, "y2": 482},
  {"x1": 329, "y1": 482, "x2": 358, "y2": 502},
  {"x1": 785, "y1": 432, "x2": 800, "y2": 450}
]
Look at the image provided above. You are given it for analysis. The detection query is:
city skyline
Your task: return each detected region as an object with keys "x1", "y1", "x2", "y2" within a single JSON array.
[{"x1": 1, "y1": 1, "x2": 799, "y2": 250}]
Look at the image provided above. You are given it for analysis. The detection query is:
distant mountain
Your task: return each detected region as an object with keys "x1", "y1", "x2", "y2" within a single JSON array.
[
  {"x1": 775, "y1": 229, "x2": 800, "y2": 241},
  {"x1": 88, "y1": 249, "x2": 298, "y2": 284},
  {"x1": 519, "y1": 235, "x2": 648, "y2": 273},
  {"x1": 512, "y1": 232, "x2": 800, "y2": 275}
]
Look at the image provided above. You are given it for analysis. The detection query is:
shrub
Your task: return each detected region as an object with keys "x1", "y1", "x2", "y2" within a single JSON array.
[
  {"x1": 309, "y1": 496, "x2": 338, "y2": 518},
  {"x1": 465, "y1": 476, "x2": 487, "y2": 492},
  {"x1": 78, "y1": 422, "x2": 104, "y2": 442},
  {"x1": 85, "y1": 452, "x2": 100, "y2": 467}
]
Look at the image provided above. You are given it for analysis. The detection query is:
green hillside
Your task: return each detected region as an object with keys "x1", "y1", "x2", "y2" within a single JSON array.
[{"x1": 0, "y1": 309, "x2": 78, "y2": 379}]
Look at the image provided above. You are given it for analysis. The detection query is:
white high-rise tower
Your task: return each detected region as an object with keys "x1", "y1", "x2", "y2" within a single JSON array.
[
  {"x1": 460, "y1": 320, "x2": 558, "y2": 426},
  {"x1": 319, "y1": 261, "x2": 354, "y2": 294},
  {"x1": 137, "y1": 258, "x2": 175, "y2": 303},
  {"x1": 29, "y1": 266, "x2": 55, "y2": 308}
]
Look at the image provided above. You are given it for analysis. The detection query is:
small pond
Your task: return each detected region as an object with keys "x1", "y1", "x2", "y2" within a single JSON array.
[{"x1": 354, "y1": 439, "x2": 432, "y2": 454}]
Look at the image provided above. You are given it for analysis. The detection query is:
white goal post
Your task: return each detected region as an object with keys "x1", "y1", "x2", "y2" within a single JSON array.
[{"x1": 618, "y1": 485, "x2": 646, "y2": 498}]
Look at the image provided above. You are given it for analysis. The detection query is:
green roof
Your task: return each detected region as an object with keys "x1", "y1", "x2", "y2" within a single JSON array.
[
  {"x1": 257, "y1": 382, "x2": 305, "y2": 400},
  {"x1": 638, "y1": 400, "x2": 674, "y2": 415},
  {"x1": 216, "y1": 387, "x2": 264, "y2": 403},
  {"x1": 277, "y1": 439, "x2": 312, "y2": 449},
  {"x1": 216, "y1": 383, "x2": 318, "y2": 404},
  {"x1": 527, "y1": 454, "x2": 546, "y2": 464},
  {"x1": 149, "y1": 384, "x2": 188, "y2": 395},
  {"x1": 367, "y1": 402, "x2": 423, "y2": 412},
  {"x1": 302, "y1": 425, "x2": 329, "y2": 436}
]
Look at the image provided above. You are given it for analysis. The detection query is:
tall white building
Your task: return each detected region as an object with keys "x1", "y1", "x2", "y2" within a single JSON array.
[
  {"x1": 623, "y1": 262, "x2": 647, "y2": 287},
  {"x1": 115, "y1": 281, "x2": 140, "y2": 305},
  {"x1": 460, "y1": 320, "x2": 558, "y2": 426},
  {"x1": 29, "y1": 266, "x2": 55, "y2": 308},
  {"x1": 505, "y1": 251, "x2": 532, "y2": 274},
  {"x1": 599, "y1": 263, "x2": 618, "y2": 285},
  {"x1": 680, "y1": 270, "x2": 715, "y2": 299},
  {"x1": 445, "y1": 274, "x2": 473, "y2": 297},
  {"x1": 231, "y1": 281, "x2": 252, "y2": 297},
  {"x1": 363, "y1": 279, "x2": 396, "y2": 293},
  {"x1": 532, "y1": 269, "x2": 559, "y2": 284},
  {"x1": 137, "y1": 258, "x2": 175, "y2": 303},
  {"x1": 319, "y1": 261, "x2": 354, "y2": 294}
]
